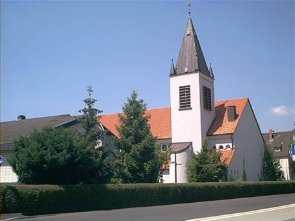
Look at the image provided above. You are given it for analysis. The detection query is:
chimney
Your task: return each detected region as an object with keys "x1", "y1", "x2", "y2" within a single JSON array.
[
  {"x1": 269, "y1": 129, "x2": 274, "y2": 141},
  {"x1": 227, "y1": 106, "x2": 236, "y2": 122},
  {"x1": 17, "y1": 115, "x2": 26, "y2": 120}
]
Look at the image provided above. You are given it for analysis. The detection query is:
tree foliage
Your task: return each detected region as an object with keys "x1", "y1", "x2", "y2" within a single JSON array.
[
  {"x1": 114, "y1": 90, "x2": 160, "y2": 183},
  {"x1": 9, "y1": 127, "x2": 99, "y2": 184},
  {"x1": 79, "y1": 86, "x2": 103, "y2": 144},
  {"x1": 79, "y1": 86, "x2": 113, "y2": 183},
  {"x1": 262, "y1": 144, "x2": 284, "y2": 181},
  {"x1": 187, "y1": 141, "x2": 227, "y2": 182}
]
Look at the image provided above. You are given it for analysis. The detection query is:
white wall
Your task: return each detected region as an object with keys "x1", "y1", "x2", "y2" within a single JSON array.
[
  {"x1": 0, "y1": 151, "x2": 18, "y2": 183},
  {"x1": 230, "y1": 102, "x2": 264, "y2": 181},
  {"x1": 208, "y1": 135, "x2": 233, "y2": 149},
  {"x1": 279, "y1": 158, "x2": 290, "y2": 180},
  {"x1": 0, "y1": 166, "x2": 18, "y2": 183},
  {"x1": 169, "y1": 147, "x2": 192, "y2": 183},
  {"x1": 170, "y1": 72, "x2": 214, "y2": 154}
]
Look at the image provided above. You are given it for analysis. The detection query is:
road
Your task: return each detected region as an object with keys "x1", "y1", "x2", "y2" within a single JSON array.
[{"x1": 3, "y1": 193, "x2": 295, "y2": 221}]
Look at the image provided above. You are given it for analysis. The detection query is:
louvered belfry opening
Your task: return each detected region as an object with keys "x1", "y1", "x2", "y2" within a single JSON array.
[
  {"x1": 203, "y1": 86, "x2": 212, "y2": 111},
  {"x1": 179, "y1": 85, "x2": 191, "y2": 110}
]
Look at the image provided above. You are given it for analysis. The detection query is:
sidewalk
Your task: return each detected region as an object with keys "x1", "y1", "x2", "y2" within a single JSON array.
[{"x1": 1, "y1": 213, "x2": 24, "y2": 221}]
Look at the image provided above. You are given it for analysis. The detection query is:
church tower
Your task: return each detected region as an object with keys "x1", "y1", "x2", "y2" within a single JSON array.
[{"x1": 170, "y1": 15, "x2": 215, "y2": 154}]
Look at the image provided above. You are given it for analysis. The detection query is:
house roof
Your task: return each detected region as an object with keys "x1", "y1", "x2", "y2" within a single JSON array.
[
  {"x1": 0, "y1": 115, "x2": 77, "y2": 144},
  {"x1": 220, "y1": 149, "x2": 236, "y2": 165},
  {"x1": 99, "y1": 98, "x2": 249, "y2": 139},
  {"x1": 207, "y1": 98, "x2": 249, "y2": 136},
  {"x1": 262, "y1": 131, "x2": 293, "y2": 158},
  {"x1": 174, "y1": 18, "x2": 211, "y2": 77},
  {"x1": 99, "y1": 107, "x2": 171, "y2": 139}
]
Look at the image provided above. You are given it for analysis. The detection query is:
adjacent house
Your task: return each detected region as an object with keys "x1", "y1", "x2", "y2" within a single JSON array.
[
  {"x1": 263, "y1": 129, "x2": 295, "y2": 180},
  {"x1": 0, "y1": 115, "x2": 82, "y2": 183}
]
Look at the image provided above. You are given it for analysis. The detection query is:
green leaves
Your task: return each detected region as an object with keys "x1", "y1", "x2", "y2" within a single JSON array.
[
  {"x1": 262, "y1": 144, "x2": 284, "y2": 181},
  {"x1": 9, "y1": 127, "x2": 100, "y2": 184},
  {"x1": 114, "y1": 91, "x2": 160, "y2": 183},
  {"x1": 187, "y1": 141, "x2": 227, "y2": 182}
]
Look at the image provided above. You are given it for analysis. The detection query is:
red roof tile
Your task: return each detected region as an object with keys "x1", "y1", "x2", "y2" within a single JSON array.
[
  {"x1": 99, "y1": 98, "x2": 248, "y2": 139},
  {"x1": 99, "y1": 107, "x2": 171, "y2": 139},
  {"x1": 220, "y1": 149, "x2": 236, "y2": 165},
  {"x1": 207, "y1": 98, "x2": 249, "y2": 136}
]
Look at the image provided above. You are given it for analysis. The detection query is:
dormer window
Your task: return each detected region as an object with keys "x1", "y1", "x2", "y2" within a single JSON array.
[
  {"x1": 203, "y1": 86, "x2": 212, "y2": 111},
  {"x1": 179, "y1": 85, "x2": 191, "y2": 110}
]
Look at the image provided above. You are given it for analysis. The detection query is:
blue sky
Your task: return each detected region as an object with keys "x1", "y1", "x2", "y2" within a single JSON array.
[{"x1": 1, "y1": 0, "x2": 294, "y2": 133}]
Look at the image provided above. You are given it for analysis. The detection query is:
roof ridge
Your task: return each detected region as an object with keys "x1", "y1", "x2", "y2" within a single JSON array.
[{"x1": 1, "y1": 114, "x2": 72, "y2": 124}]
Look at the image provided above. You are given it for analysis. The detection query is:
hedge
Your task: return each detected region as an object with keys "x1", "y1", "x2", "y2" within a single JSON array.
[{"x1": 1, "y1": 181, "x2": 295, "y2": 215}]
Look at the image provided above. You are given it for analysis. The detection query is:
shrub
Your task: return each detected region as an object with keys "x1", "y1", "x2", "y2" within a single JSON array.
[{"x1": 1, "y1": 181, "x2": 295, "y2": 215}]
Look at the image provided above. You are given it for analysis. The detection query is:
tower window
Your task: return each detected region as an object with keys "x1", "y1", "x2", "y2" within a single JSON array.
[
  {"x1": 179, "y1": 85, "x2": 191, "y2": 110},
  {"x1": 203, "y1": 86, "x2": 212, "y2": 111}
]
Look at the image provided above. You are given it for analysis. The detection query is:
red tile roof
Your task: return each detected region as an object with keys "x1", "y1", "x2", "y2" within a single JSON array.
[
  {"x1": 99, "y1": 107, "x2": 171, "y2": 139},
  {"x1": 207, "y1": 98, "x2": 249, "y2": 136},
  {"x1": 99, "y1": 98, "x2": 248, "y2": 139},
  {"x1": 220, "y1": 149, "x2": 236, "y2": 165}
]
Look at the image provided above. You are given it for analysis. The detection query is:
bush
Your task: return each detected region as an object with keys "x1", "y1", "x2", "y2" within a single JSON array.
[
  {"x1": 1, "y1": 181, "x2": 295, "y2": 215},
  {"x1": 0, "y1": 185, "x2": 21, "y2": 213}
]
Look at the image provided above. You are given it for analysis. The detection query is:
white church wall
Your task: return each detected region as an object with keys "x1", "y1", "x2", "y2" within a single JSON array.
[
  {"x1": 199, "y1": 74, "x2": 215, "y2": 144},
  {"x1": 170, "y1": 73, "x2": 202, "y2": 153},
  {"x1": 231, "y1": 102, "x2": 264, "y2": 181},
  {"x1": 207, "y1": 135, "x2": 233, "y2": 150},
  {"x1": 170, "y1": 73, "x2": 214, "y2": 154},
  {"x1": 169, "y1": 147, "x2": 192, "y2": 183}
]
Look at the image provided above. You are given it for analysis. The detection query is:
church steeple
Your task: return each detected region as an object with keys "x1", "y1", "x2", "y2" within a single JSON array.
[{"x1": 175, "y1": 17, "x2": 210, "y2": 77}]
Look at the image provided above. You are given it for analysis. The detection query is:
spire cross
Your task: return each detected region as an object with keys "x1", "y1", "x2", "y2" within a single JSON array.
[{"x1": 188, "y1": 1, "x2": 192, "y2": 16}]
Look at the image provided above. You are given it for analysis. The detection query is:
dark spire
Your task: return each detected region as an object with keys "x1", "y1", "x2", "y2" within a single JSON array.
[
  {"x1": 170, "y1": 59, "x2": 176, "y2": 75},
  {"x1": 175, "y1": 17, "x2": 211, "y2": 77}
]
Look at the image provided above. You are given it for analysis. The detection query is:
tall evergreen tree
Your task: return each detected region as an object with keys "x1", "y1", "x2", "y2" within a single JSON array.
[
  {"x1": 187, "y1": 141, "x2": 227, "y2": 182},
  {"x1": 262, "y1": 144, "x2": 284, "y2": 181},
  {"x1": 79, "y1": 86, "x2": 103, "y2": 144},
  {"x1": 79, "y1": 86, "x2": 112, "y2": 183},
  {"x1": 114, "y1": 90, "x2": 160, "y2": 183}
]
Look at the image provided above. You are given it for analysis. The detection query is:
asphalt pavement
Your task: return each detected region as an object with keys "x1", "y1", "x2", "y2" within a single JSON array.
[{"x1": 1, "y1": 193, "x2": 295, "y2": 221}]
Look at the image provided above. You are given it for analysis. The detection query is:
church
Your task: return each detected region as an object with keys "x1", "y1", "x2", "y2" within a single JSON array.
[
  {"x1": 0, "y1": 10, "x2": 265, "y2": 184},
  {"x1": 99, "y1": 14, "x2": 265, "y2": 183}
]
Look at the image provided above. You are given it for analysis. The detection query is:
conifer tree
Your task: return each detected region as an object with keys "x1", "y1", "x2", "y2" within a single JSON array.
[
  {"x1": 79, "y1": 86, "x2": 103, "y2": 144},
  {"x1": 114, "y1": 90, "x2": 160, "y2": 183},
  {"x1": 79, "y1": 86, "x2": 112, "y2": 183},
  {"x1": 9, "y1": 127, "x2": 99, "y2": 184},
  {"x1": 187, "y1": 141, "x2": 227, "y2": 182},
  {"x1": 262, "y1": 144, "x2": 284, "y2": 181}
]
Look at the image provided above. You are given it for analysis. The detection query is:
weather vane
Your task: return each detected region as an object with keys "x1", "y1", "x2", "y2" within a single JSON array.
[{"x1": 188, "y1": 1, "x2": 192, "y2": 16}]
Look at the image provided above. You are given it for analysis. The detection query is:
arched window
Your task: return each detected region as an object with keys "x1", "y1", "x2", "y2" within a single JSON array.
[
  {"x1": 226, "y1": 144, "x2": 231, "y2": 149},
  {"x1": 219, "y1": 145, "x2": 224, "y2": 150}
]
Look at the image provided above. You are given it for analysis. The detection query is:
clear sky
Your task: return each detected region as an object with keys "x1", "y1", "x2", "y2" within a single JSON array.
[{"x1": 1, "y1": 0, "x2": 294, "y2": 133}]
